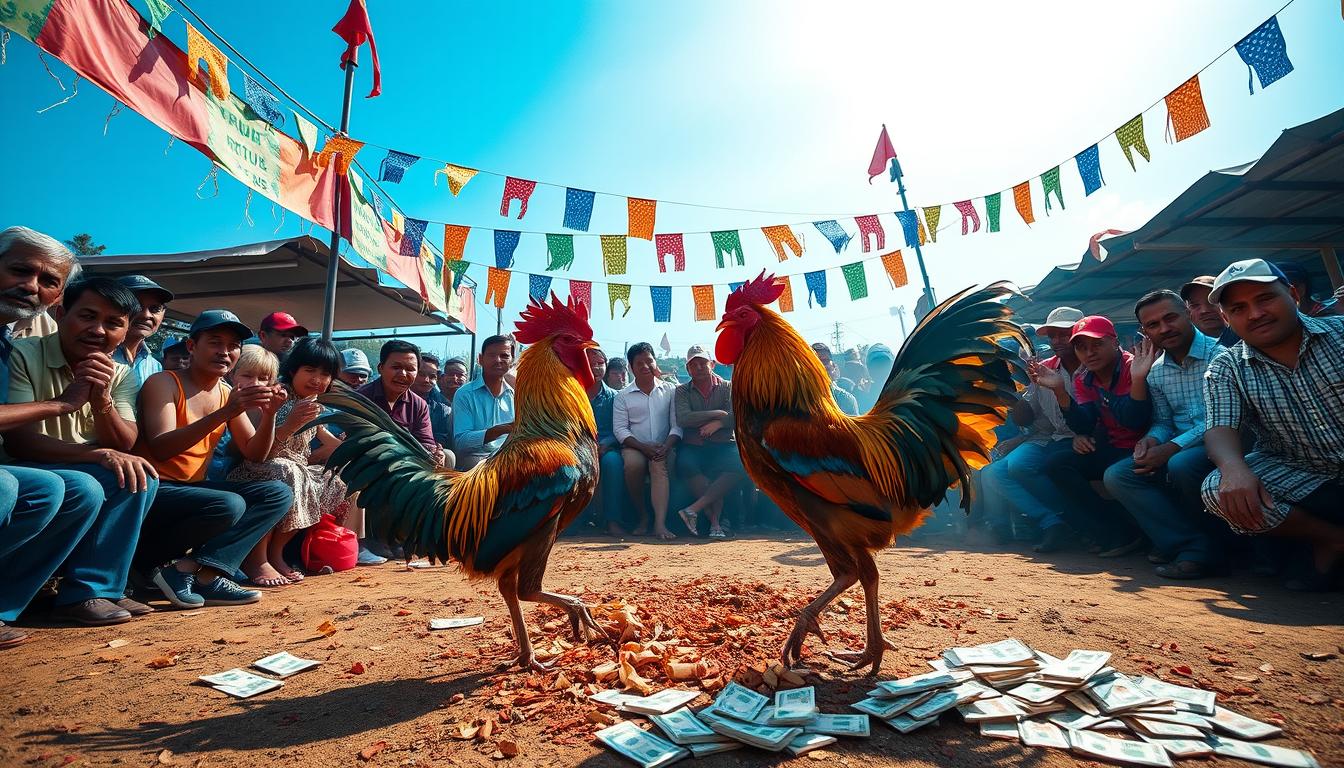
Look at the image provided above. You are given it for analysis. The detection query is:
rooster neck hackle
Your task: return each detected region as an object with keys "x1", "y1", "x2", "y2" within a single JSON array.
[
  {"x1": 734, "y1": 308, "x2": 841, "y2": 417},
  {"x1": 512, "y1": 336, "x2": 596, "y2": 443}
]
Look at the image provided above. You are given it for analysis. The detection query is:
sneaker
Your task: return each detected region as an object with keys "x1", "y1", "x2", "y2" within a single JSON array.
[
  {"x1": 356, "y1": 545, "x2": 387, "y2": 566},
  {"x1": 114, "y1": 597, "x2": 154, "y2": 616},
  {"x1": 708, "y1": 528, "x2": 727, "y2": 539},
  {"x1": 152, "y1": 566, "x2": 205, "y2": 609},
  {"x1": 51, "y1": 598, "x2": 132, "y2": 626},
  {"x1": 195, "y1": 576, "x2": 261, "y2": 606}
]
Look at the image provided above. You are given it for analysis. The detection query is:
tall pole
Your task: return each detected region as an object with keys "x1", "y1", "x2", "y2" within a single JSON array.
[
  {"x1": 890, "y1": 157, "x2": 936, "y2": 318},
  {"x1": 321, "y1": 57, "x2": 359, "y2": 342}
]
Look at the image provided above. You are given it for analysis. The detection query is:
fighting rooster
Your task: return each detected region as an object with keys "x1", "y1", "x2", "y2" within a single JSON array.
[
  {"x1": 315, "y1": 294, "x2": 604, "y2": 671},
  {"x1": 715, "y1": 273, "x2": 1025, "y2": 673}
]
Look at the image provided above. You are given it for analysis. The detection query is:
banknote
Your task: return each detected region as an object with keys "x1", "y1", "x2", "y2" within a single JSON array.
[
  {"x1": 1124, "y1": 717, "x2": 1207, "y2": 739},
  {"x1": 1065, "y1": 691, "x2": 1103, "y2": 716},
  {"x1": 707, "y1": 681, "x2": 768, "y2": 722},
  {"x1": 595, "y1": 721, "x2": 689, "y2": 768},
  {"x1": 1207, "y1": 735, "x2": 1321, "y2": 768},
  {"x1": 944, "y1": 638, "x2": 1035, "y2": 667},
  {"x1": 686, "y1": 741, "x2": 742, "y2": 757},
  {"x1": 1040, "y1": 650, "x2": 1113, "y2": 684},
  {"x1": 1207, "y1": 706, "x2": 1283, "y2": 740},
  {"x1": 771, "y1": 686, "x2": 818, "y2": 724},
  {"x1": 1047, "y1": 709, "x2": 1106, "y2": 731},
  {"x1": 786, "y1": 732, "x2": 837, "y2": 756},
  {"x1": 198, "y1": 668, "x2": 283, "y2": 699},
  {"x1": 428, "y1": 616, "x2": 484, "y2": 630},
  {"x1": 623, "y1": 689, "x2": 701, "y2": 716},
  {"x1": 1085, "y1": 674, "x2": 1161, "y2": 714},
  {"x1": 1131, "y1": 676, "x2": 1213, "y2": 715},
  {"x1": 804, "y1": 713, "x2": 870, "y2": 737},
  {"x1": 1127, "y1": 710, "x2": 1211, "y2": 731},
  {"x1": 697, "y1": 708, "x2": 801, "y2": 751},
  {"x1": 905, "y1": 689, "x2": 961, "y2": 721},
  {"x1": 979, "y1": 721, "x2": 1021, "y2": 740},
  {"x1": 648, "y1": 708, "x2": 722, "y2": 745},
  {"x1": 1007, "y1": 681, "x2": 1073, "y2": 704},
  {"x1": 882, "y1": 714, "x2": 938, "y2": 734},
  {"x1": 851, "y1": 691, "x2": 933, "y2": 719},
  {"x1": 1139, "y1": 735, "x2": 1215, "y2": 759},
  {"x1": 1018, "y1": 718, "x2": 1071, "y2": 749},
  {"x1": 251, "y1": 651, "x2": 320, "y2": 677},
  {"x1": 1067, "y1": 728, "x2": 1173, "y2": 767},
  {"x1": 958, "y1": 695, "x2": 1026, "y2": 722},
  {"x1": 591, "y1": 689, "x2": 646, "y2": 709},
  {"x1": 874, "y1": 669, "x2": 970, "y2": 698}
]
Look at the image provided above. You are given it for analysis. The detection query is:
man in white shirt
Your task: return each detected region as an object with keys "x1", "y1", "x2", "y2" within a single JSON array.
[{"x1": 613, "y1": 342, "x2": 681, "y2": 540}]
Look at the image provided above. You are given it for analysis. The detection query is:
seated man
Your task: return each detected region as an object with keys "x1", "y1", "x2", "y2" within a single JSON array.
[
  {"x1": 438, "y1": 356, "x2": 469, "y2": 403},
  {"x1": 161, "y1": 337, "x2": 190, "y2": 371},
  {"x1": 411, "y1": 352, "x2": 455, "y2": 465},
  {"x1": 1277, "y1": 261, "x2": 1341, "y2": 318},
  {"x1": 673, "y1": 345, "x2": 742, "y2": 539},
  {"x1": 1103, "y1": 290, "x2": 1226, "y2": 579},
  {"x1": 452, "y1": 335, "x2": 515, "y2": 470},
  {"x1": 810, "y1": 342, "x2": 858, "y2": 415},
  {"x1": 1201, "y1": 259, "x2": 1344, "y2": 591},
  {"x1": 582, "y1": 348, "x2": 625, "y2": 536},
  {"x1": 112, "y1": 275, "x2": 172, "y2": 391},
  {"x1": 337, "y1": 348, "x2": 371, "y2": 388},
  {"x1": 614, "y1": 342, "x2": 681, "y2": 540},
  {"x1": 256, "y1": 311, "x2": 308, "y2": 362},
  {"x1": 137, "y1": 310, "x2": 293, "y2": 608},
  {"x1": 1033, "y1": 315, "x2": 1152, "y2": 556},
  {"x1": 4, "y1": 277, "x2": 160, "y2": 626},
  {"x1": 358, "y1": 340, "x2": 443, "y2": 463},
  {"x1": 1181, "y1": 275, "x2": 1240, "y2": 347},
  {"x1": 603, "y1": 356, "x2": 629, "y2": 391}
]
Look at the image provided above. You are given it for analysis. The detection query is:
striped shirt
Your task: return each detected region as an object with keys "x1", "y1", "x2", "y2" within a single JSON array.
[
  {"x1": 1201, "y1": 314, "x2": 1344, "y2": 531},
  {"x1": 1144, "y1": 330, "x2": 1222, "y2": 448}
]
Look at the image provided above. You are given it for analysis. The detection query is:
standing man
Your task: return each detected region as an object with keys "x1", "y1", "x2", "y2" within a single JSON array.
[
  {"x1": 1103, "y1": 290, "x2": 1226, "y2": 579},
  {"x1": 1181, "y1": 276, "x2": 1240, "y2": 346},
  {"x1": 1201, "y1": 259, "x2": 1344, "y2": 591},
  {"x1": 411, "y1": 352, "x2": 455, "y2": 466},
  {"x1": 583, "y1": 348, "x2": 625, "y2": 536},
  {"x1": 4, "y1": 277, "x2": 159, "y2": 625},
  {"x1": 452, "y1": 335, "x2": 515, "y2": 470},
  {"x1": 113, "y1": 275, "x2": 172, "y2": 391},
  {"x1": 337, "y1": 348, "x2": 372, "y2": 388},
  {"x1": 256, "y1": 312, "x2": 308, "y2": 362}
]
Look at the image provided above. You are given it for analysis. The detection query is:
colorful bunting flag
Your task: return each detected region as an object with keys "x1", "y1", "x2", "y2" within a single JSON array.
[
  {"x1": 442, "y1": 225, "x2": 470, "y2": 262},
  {"x1": 434, "y1": 164, "x2": 477, "y2": 195},
  {"x1": 804, "y1": 270, "x2": 827, "y2": 308},
  {"x1": 1041, "y1": 166, "x2": 1064, "y2": 214},
  {"x1": 692, "y1": 285, "x2": 716, "y2": 321},
  {"x1": 761, "y1": 225, "x2": 803, "y2": 261},
  {"x1": 710, "y1": 230, "x2": 744, "y2": 268},
  {"x1": 650, "y1": 286, "x2": 672, "y2": 322},
  {"x1": 1075, "y1": 144, "x2": 1104, "y2": 196},
  {"x1": 294, "y1": 111, "x2": 318, "y2": 156},
  {"x1": 528, "y1": 274, "x2": 553, "y2": 301},
  {"x1": 378, "y1": 149, "x2": 419, "y2": 184},
  {"x1": 313, "y1": 135, "x2": 365, "y2": 175},
  {"x1": 242, "y1": 73, "x2": 283, "y2": 128},
  {"x1": 608, "y1": 283, "x2": 632, "y2": 318},
  {"x1": 1012, "y1": 181, "x2": 1035, "y2": 225},
  {"x1": 600, "y1": 235, "x2": 628, "y2": 276},
  {"x1": 895, "y1": 210, "x2": 922, "y2": 248},
  {"x1": 1165, "y1": 75, "x2": 1211, "y2": 142},
  {"x1": 812, "y1": 221, "x2": 852, "y2": 253},
  {"x1": 868, "y1": 124, "x2": 897, "y2": 183},
  {"x1": 985, "y1": 192, "x2": 1002, "y2": 233},
  {"x1": 500, "y1": 176, "x2": 538, "y2": 219},
  {"x1": 1116, "y1": 115, "x2": 1151, "y2": 170},
  {"x1": 145, "y1": 0, "x2": 172, "y2": 38},
  {"x1": 545, "y1": 233, "x2": 575, "y2": 271},
  {"x1": 1236, "y1": 16, "x2": 1293, "y2": 93},
  {"x1": 660, "y1": 333, "x2": 672, "y2": 355},
  {"x1": 776, "y1": 275, "x2": 794, "y2": 313},
  {"x1": 880, "y1": 250, "x2": 908, "y2": 288},
  {"x1": 953, "y1": 200, "x2": 980, "y2": 235},
  {"x1": 628, "y1": 198, "x2": 656, "y2": 240},
  {"x1": 446, "y1": 259, "x2": 466, "y2": 291},
  {"x1": 331, "y1": 0, "x2": 382, "y2": 98},
  {"x1": 493, "y1": 229, "x2": 520, "y2": 268},
  {"x1": 399, "y1": 217, "x2": 427, "y2": 257},
  {"x1": 569, "y1": 280, "x2": 592, "y2": 311},
  {"x1": 855, "y1": 215, "x2": 885, "y2": 253},
  {"x1": 563, "y1": 188, "x2": 595, "y2": 231},
  {"x1": 485, "y1": 267, "x2": 510, "y2": 309},
  {"x1": 186, "y1": 23, "x2": 230, "y2": 100},
  {"x1": 922, "y1": 206, "x2": 941, "y2": 243},
  {"x1": 729, "y1": 282, "x2": 744, "y2": 293},
  {"x1": 654, "y1": 233, "x2": 685, "y2": 273},
  {"x1": 841, "y1": 262, "x2": 868, "y2": 300}
]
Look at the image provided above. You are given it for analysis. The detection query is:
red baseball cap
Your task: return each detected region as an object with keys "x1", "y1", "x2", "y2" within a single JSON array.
[
  {"x1": 1068, "y1": 315, "x2": 1116, "y2": 341},
  {"x1": 260, "y1": 311, "x2": 309, "y2": 336}
]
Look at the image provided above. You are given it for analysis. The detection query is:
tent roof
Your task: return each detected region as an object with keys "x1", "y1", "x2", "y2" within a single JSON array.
[
  {"x1": 80, "y1": 236, "x2": 469, "y2": 334},
  {"x1": 1010, "y1": 107, "x2": 1344, "y2": 323}
]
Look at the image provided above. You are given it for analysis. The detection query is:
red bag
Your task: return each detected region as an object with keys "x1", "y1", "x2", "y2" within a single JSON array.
[{"x1": 302, "y1": 514, "x2": 358, "y2": 573}]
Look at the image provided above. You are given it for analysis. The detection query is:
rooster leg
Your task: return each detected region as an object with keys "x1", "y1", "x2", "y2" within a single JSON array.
[
  {"x1": 499, "y1": 569, "x2": 551, "y2": 673},
  {"x1": 526, "y1": 590, "x2": 611, "y2": 647},
  {"x1": 782, "y1": 572, "x2": 856, "y2": 668},
  {"x1": 827, "y1": 552, "x2": 885, "y2": 675}
]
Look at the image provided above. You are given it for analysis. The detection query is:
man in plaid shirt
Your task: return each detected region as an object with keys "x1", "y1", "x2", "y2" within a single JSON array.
[
  {"x1": 1201, "y1": 259, "x2": 1344, "y2": 591},
  {"x1": 1103, "y1": 290, "x2": 1228, "y2": 580}
]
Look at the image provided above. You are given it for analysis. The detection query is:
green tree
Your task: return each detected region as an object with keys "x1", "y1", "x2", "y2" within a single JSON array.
[{"x1": 65, "y1": 233, "x2": 107, "y2": 256}]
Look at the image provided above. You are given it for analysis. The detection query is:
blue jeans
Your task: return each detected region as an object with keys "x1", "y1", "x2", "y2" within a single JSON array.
[
  {"x1": 0, "y1": 466, "x2": 103, "y2": 621},
  {"x1": 598, "y1": 448, "x2": 626, "y2": 524},
  {"x1": 1043, "y1": 442, "x2": 1140, "y2": 549},
  {"x1": 135, "y1": 480, "x2": 292, "y2": 575},
  {"x1": 979, "y1": 441, "x2": 1075, "y2": 532},
  {"x1": 1103, "y1": 446, "x2": 1219, "y2": 565}
]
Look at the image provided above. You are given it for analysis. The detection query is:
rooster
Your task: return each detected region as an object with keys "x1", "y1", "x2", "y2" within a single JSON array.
[
  {"x1": 315, "y1": 294, "x2": 605, "y2": 672},
  {"x1": 715, "y1": 272, "x2": 1025, "y2": 674}
]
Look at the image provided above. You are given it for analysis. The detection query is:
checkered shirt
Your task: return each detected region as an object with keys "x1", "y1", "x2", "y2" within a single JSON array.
[{"x1": 1144, "y1": 330, "x2": 1223, "y2": 448}]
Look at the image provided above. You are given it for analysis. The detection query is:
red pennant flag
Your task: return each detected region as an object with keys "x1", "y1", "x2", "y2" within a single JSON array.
[
  {"x1": 868, "y1": 124, "x2": 897, "y2": 184},
  {"x1": 332, "y1": 0, "x2": 382, "y2": 98}
]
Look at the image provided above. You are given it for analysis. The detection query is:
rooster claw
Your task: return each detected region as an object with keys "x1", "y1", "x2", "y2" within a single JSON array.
[
  {"x1": 826, "y1": 647, "x2": 884, "y2": 675},
  {"x1": 515, "y1": 653, "x2": 553, "y2": 674}
]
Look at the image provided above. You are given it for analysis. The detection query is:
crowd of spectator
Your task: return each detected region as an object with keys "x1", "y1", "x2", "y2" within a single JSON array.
[{"x1": 2, "y1": 222, "x2": 1342, "y2": 651}]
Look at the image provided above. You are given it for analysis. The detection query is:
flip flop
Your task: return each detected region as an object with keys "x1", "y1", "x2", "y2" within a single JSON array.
[
  {"x1": 676, "y1": 508, "x2": 699, "y2": 535},
  {"x1": 249, "y1": 574, "x2": 291, "y2": 588}
]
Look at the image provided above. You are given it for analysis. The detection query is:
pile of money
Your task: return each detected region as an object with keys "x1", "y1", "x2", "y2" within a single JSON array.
[{"x1": 198, "y1": 669, "x2": 284, "y2": 699}]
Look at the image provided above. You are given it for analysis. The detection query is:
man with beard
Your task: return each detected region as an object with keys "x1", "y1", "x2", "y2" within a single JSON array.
[
  {"x1": 3, "y1": 277, "x2": 160, "y2": 626},
  {"x1": 1103, "y1": 290, "x2": 1227, "y2": 579},
  {"x1": 113, "y1": 275, "x2": 173, "y2": 391},
  {"x1": 1181, "y1": 275, "x2": 1239, "y2": 346},
  {"x1": 1202, "y1": 259, "x2": 1344, "y2": 591},
  {"x1": 452, "y1": 335, "x2": 515, "y2": 470}
]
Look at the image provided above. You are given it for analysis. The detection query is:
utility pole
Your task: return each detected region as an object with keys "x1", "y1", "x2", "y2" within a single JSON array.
[
  {"x1": 830, "y1": 322, "x2": 844, "y2": 353},
  {"x1": 320, "y1": 55, "x2": 359, "y2": 342},
  {"x1": 891, "y1": 305, "x2": 908, "y2": 340}
]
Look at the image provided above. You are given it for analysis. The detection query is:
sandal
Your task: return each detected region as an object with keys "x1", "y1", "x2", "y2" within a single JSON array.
[
  {"x1": 708, "y1": 528, "x2": 727, "y2": 539},
  {"x1": 676, "y1": 508, "x2": 699, "y2": 535},
  {"x1": 282, "y1": 563, "x2": 306, "y2": 582}
]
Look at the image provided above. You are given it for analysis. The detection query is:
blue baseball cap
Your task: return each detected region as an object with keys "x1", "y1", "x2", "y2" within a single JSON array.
[
  {"x1": 116, "y1": 274, "x2": 174, "y2": 303},
  {"x1": 188, "y1": 309, "x2": 253, "y2": 340}
]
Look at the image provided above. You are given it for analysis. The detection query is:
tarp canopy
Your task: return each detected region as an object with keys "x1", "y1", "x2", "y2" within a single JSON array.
[
  {"x1": 1010, "y1": 106, "x2": 1344, "y2": 323},
  {"x1": 80, "y1": 236, "x2": 472, "y2": 334}
]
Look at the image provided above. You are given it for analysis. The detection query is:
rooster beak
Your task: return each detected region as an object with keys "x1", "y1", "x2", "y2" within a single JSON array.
[
  {"x1": 581, "y1": 339, "x2": 600, "y2": 351},
  {"x1": 714, "y1": 319, "x2": 734, "y2": 333}
]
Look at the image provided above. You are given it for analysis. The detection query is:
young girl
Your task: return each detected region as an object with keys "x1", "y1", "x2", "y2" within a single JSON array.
[{"x1": 230, "y1": 339, "x2": 348, "y2": 586}]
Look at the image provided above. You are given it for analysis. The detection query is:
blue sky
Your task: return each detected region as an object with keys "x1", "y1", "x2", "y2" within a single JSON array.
[{"x1": 2, "y1": 0, "x2": 1342, "y2": 361}]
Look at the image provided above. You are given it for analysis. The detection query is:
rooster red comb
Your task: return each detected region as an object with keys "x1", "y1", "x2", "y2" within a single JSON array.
[
  {"x1": 724, "y1": 270, "x2": 786, "y2": 312},
  {"x1": 513, "y1": 292, "x2": 593, "y2": 344}
]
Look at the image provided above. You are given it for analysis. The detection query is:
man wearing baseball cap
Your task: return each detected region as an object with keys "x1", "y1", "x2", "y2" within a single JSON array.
[
  {"x1": 1030, "y1": 315, "x2": 1151, "y2": 557},
  {"x1": 337, "y1": 348, "x2": 372, "y2": 387},
  {"x1": 257, "y1": 311, "x2": 308, "y2": 361},
  {"x1": 1180, "y1": 276, "x2": 1238, "y2": 346},
  {"x1": 1201, "y1": 258, "x2": 1344, "y2": 590},
  {"x1": 672, "y1": 345, "x2": 741, "y2": 539},
  {"x1": 811, "y1": 342, "x2": 858, "y2": 416},
  {"x1": 113, "y1": 275, "x2": 173, "y2": 391}
]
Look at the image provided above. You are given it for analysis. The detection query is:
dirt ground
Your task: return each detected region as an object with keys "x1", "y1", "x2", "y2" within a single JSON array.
[{"x1": 2, "y1": 532, "x2": 1341, "y2": 768}]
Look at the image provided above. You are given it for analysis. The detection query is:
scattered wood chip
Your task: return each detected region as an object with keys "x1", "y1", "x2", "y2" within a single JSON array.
[
  {"x1": 147, "y1": 654, "x2": 178, "y2": 669},
  {"x1": 496, "y1": 739, "x2": 520, "y2": 758},
  {"x1": 358, "y1": 741, "x2": 388, "y2": 761},
  {"x1": 155, "y1": 749, "x2": 175, "y2": 765},
  {"x1": 317, "y1": 620, "x2": 337, "y2": 637},
  {"x1": 1301, "y1": 651, "x2": 1337, "y2": 662}
]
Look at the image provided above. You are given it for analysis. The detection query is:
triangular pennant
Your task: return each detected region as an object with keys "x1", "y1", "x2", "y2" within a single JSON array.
[
  {"x1": 812, "y1": 220, "x2": 852, "y2": 253},
  {"x1": 841, "y1": 262, "x2": 868, "y2": 300},
  {"x1": 650, "y1": 286, "x2": 672, "y2": 322},
  {"x1": 922, "y1": 206, "x2": 941, "y2": 243},
  {"x1": 1012, "y1": 181, "x2": 1035, "y2": 225},
  {"x1": 1041, "y1": 166, "x2": 1064, "y2": 214},
  {"x1": 1165, "y1": 75, "x2": 1211, "y2": 142},
  {"x1": 446, "y1": 259, "x2": 467, "y2": 291},
  {"x1": 493, "y1": 230, "x2": 521, "y2": 269},
  {"x1": 528, "y1": 274, "x2": 553, "y2": 302},
  {"x1": 868, "y1": 124, "x2": 898, "y2": 183},
  {"x1": 804, "y1": 270, "x2": 827, "y2": 308},
  {"x1": 654, "y1": 233, "x2": 685, "y2": 273},
  {"x1": 442, "y1": 225, "x2": 470, "y2": 262},
  {"x1": 500, "y1": 176, "x2": 538, "y2": 219},
  {"x1": 776, "y1": 275, "x2": 794, "y2": 313},
  {"x1": 1236, "y1": 16, "x2": 1293, "y2": 93},
  {"x1": 1115, "y1": 115, "x2": 1151, "y2": 170},
  {"x1": 855, "y1": 215, "x2": 885, "y2": 253},
  {"x1": 761, "y1": 225, "x2": 803, "y2": 261},
  {"x1": 569, "y1": 280, "x2": 592, "y2": 311},
  {"x1": 563, "y1": 188, "x2": 596, "y2": 232},
  {"x1": 293, "y1": 111, "x2": 318, "y2": 156},
  {"x1": 434, "y1": 164, "x2": 478, "y2": 195},
  {"x1": 710, "y1": 230, "x2": 743, "y2": 268},
  {"x1": 485, "y1": 267, "x2": 511, "y2": 309},
  {"x1": 241, "y1": 73, "x2": 283, "y2": 128},
  {"x1": 607, "y1": 283, "x2": 632, "y2": 318},
  {"x1": 953, "y1": 200, "x2": 980, "y2": 235},
  {"x1": 399, "y1": 217, "x2": 428, "y2": 257},
  {"x1": 600, "y1": 235, "x2": 628, "y2": 276},
  {"x1": 313, "y1": 135, "x2": 365, "y2": 175},
  {"x1": 691, "y1": 285, "x2": 716, "y2": 321},
  {"x1": 627, "y1": 198, "x2": 656, "y2": 240},
  {"x1": 145, "y1": 0, "x2": 172, "y2": 38},
  {"x1": 186, "y1": 23, "x2": 230, "y2": 100},
  {"x1": 880, "y1": 250, "x2": 908, "y2": 288},
  {"x1": 545, "y1": 234, "x2": 575, "y2": 271},
  {"x1": 378, "y1": 149, "x2": 419, "y2": 184},
  {"x1": 985, "y1": 192, "x2": 1002, "y2": 233},
  {"x1": 1075, "y1": 144, "x2": 1104, "y2": 196}
]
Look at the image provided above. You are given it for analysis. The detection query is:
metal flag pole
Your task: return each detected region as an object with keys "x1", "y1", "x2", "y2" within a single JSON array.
[
  {"x1": 321, "y1": 55, "x2": 359, "y2": 342},
  {"x1": 889, "y1": 157, "x2": 937, "y2": 318}
]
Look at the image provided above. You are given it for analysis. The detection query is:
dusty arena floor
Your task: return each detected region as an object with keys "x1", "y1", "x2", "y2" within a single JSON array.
[{"x1": 2, "y1": 534, "x2": 1341, "y2": 768}]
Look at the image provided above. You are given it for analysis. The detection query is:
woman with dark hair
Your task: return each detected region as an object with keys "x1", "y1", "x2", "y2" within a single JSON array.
[{"x1": 228, "y1": 338, "x2": 350, "y2": 584}]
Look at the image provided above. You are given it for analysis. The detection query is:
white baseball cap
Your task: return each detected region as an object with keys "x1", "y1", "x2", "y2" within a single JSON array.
[
  {"x1": 686, "y1": 345, "x2": 712, "y2": 363},
  {"x1": 340, "y1": 348, "x2": 372, "y2": 375},
  {"x1": 1035, "y1": 306, "x2": 1085, "y2": 336},
  {"x1": 1208, "y1": 258, "x2": 1289, "y2": 304}
]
